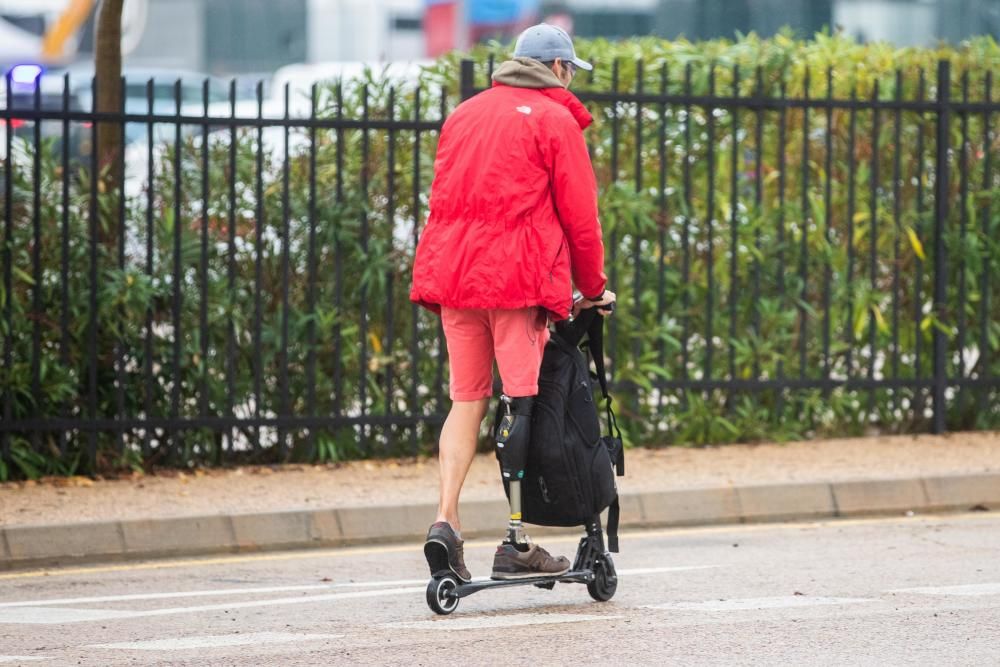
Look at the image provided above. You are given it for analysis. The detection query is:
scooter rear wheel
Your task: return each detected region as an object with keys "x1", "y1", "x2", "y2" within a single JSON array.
[
  {"x1": 426, "y1": 575, "x2": 460, "y2": 615},
  {"x1": 586, "y1": 554, "x2": 617, "y2": 602}
]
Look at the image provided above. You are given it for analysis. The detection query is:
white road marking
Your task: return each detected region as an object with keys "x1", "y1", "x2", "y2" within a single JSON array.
[
  {"x1": 890, "y1": 583, "x2": 1000, "y2": 596},
  {"x1": 0, "y1": 564, "x2": 723, "y2": 626},
  {"x1": 0, "y1": 657, "x2": 50, "y2": 663},
  {"x1": 0, "y1": 607, "x2": 144, "y2": 624},
  {"x1": 0, "y1": 565, "x2": 714, "y2": 609},
  {"x1": 0, "y1": 579, "x2": 429, "y2": 608},
  {"x1": 618, "y1": 566, "x2": 720, "y2": 576},
  {"x1": 644, "y1": 596, "x2": 878, "y2": 612},
  {"x1": 90, "y1": 632, "x2": 343, "y2": 651},
  {"x1": 385, "y1": 613, "x2": 622, "y2": 631},
  {"x1": 0, "y1": 586, "x2": 423, "y2": 625}
]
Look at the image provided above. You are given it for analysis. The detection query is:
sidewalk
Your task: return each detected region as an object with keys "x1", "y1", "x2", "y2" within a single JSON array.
[{"x1": 2, "y1": 431, "x2": 999, "y2": 569}]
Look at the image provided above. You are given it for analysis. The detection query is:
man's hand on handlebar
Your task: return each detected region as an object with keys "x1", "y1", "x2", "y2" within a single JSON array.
[{"x1": 572, "y1": 289, "x2": 617, "y2": 319}]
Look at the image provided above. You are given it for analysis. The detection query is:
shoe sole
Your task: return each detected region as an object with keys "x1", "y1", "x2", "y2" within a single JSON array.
[
  {"x1": 423, "y1": 539, "x2": 471, "y2": 583},
  {"x1": 490, "y1": 565, "x2": 571, "y2": 581}
]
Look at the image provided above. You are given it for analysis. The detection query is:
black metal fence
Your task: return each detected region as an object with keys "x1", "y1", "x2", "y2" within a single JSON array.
[
  {"x1": 0, "y1": 58, "x2": 997, "y2": 474},
  {"x1": 464, "y1": 57, "x2": 998, "y2": 441}
]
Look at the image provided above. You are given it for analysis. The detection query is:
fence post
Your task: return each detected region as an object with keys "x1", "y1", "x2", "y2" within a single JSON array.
[
  {"x1": 460, "y1": 60, "x2": 476, "y2": 101},
  {"x1": 932, "y1": 59, "x2": 950, "y2": 434}
]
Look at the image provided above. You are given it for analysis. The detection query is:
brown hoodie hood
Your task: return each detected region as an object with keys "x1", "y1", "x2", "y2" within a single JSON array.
[
  {"x1": 489, "y1": 57, "x2": 593, "y2": 129},
  {"x1": 491, "y1": 57, "x2": 566, "y2": 89}
]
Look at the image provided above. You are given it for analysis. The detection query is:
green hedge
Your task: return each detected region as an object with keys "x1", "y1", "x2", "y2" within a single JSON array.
[
  {"x1": 0, "y1": 31, "x2": 998, "y2": 479},
  {"x1": 443, "y1": 31, "x2": 1000, "y2": 444}
]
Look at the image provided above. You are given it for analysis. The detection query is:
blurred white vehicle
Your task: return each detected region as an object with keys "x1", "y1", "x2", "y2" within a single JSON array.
[
  {"x1": 268, "y1": 59, "x2": 434, "y2": 116},
  {"x1": 124, "y1": 59, "x2": 432, "y2": 195}
]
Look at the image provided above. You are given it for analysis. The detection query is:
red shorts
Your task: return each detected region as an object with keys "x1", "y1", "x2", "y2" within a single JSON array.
[{"x1": 441, "y1": 306, "x2": 550, "y2": 401}]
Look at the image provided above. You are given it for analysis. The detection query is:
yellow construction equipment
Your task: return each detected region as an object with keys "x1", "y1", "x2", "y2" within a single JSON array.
[{"x1": 41, "y1": 0, "x2": 97, "y2": 62}]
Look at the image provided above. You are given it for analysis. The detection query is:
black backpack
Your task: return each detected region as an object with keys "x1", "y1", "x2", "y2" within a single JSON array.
[{"x1": 495, "y1": 309, "x2": 625, "y2": 552}]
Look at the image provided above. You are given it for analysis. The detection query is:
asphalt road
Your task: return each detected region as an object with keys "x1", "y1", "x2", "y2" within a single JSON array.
[{"x1": 1, "y1": 513, "x2": 998, "y2": 666}]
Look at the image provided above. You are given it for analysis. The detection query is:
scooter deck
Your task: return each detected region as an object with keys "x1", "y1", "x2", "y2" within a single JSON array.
[{"x1": 439, "y1": 569, "x2": 595, "y2": 599}]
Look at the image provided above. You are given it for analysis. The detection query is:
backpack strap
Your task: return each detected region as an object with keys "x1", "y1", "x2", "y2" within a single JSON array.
[
  {"x1": 586, "y1": 313, "x2": 624, "y2": 477},
  {"x1": 585, "y1": 311, "x2": 610, "y2": 399},
  {"x1": 585, "y1": 312, "x2": 624, "y2": 554},
  {"x1": 607, "y1": 496, "x2": 620, "y2": 553}
]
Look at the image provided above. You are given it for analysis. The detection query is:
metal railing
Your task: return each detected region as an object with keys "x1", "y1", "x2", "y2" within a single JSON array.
[
  {"x1": 1, "y1": 71, "x2": 452, "y2": 470},
  {"x1": 0, "y1": 58, "x2": 997, "y2": 473},
  {"x1": 461, "y1": 58, "x2": 998, "y2": 437}
]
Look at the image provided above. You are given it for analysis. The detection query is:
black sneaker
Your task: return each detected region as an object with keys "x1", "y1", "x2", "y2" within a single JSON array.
[
  {"x1": 423, "y1": 522, "x2": 472, "y2": 582},
  {"x1": 490, "y1": 543, "x2": 571, "y2": 580}
]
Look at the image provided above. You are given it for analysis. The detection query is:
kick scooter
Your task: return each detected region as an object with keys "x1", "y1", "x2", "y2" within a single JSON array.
[{"x1": 425, "y1": 515, "x2": 617, "y2": 615}]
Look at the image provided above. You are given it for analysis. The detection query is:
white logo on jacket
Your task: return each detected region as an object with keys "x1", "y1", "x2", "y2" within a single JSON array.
[{"x1": 516, "y1": 106, "x2": 532, "y2": 115}]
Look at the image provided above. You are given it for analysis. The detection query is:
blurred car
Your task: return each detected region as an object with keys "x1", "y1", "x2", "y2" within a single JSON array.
[
  {"x1": 1, "y1": 63, "x2": 89, "y2": 165},
  {"x1": 46, "y1": 65, "x2": 238, "y2": 146},
  {"x1": 198, "y1": 59, "x2": 436, "y2": 169},
  {"x1": 266, "y1": 60, "x2": 434, "y2": 117},
  {"x1": 3, "y1": 63, "x2": 240, "y2": 164}
]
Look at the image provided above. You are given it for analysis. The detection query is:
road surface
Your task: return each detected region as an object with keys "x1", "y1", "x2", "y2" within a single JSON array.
[{"x1": 1, "y1": 513, "x2": 998, "y2": 665}]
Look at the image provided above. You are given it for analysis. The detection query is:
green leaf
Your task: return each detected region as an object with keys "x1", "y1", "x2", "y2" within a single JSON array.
[
  {"x1": 12, "y1": 267, "x2": 35, "y2": 286},
  {"x1": 871, "y1": 305, "x2": 888, "y2": 334},
  {"x1": 906, "y1": 226, "x2": 926, "y2": 261}
]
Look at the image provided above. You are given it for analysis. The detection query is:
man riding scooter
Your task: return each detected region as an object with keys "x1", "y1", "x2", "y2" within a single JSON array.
[{"x1": 410, "y1": 23, "x2": 616, "y2": 582}]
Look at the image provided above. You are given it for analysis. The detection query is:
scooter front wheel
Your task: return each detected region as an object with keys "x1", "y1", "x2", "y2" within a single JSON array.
[
  {"x1": 426, "y1": 575, "x2": 461, "y2": 615},
  {"x1": 586, "y1": 554, "x2": 617, "y2": 602}
]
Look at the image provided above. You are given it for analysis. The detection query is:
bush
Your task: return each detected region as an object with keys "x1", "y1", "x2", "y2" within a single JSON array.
[
  {"x1": 1, "y1": 31, "x2": 998, "y2": 479},
  {"x1": 444, "y1": 31, "x2": 1000, "y2": 445}
]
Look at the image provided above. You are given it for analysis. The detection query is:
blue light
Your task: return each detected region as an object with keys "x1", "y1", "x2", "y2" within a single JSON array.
[{"x1": 9, "y1": 64, "x2": 44, "y2": 85}]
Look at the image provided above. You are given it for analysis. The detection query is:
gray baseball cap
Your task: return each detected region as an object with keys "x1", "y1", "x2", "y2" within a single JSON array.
[{"x1": 513, "y1": 23, "x2": 593, "y2": 71}]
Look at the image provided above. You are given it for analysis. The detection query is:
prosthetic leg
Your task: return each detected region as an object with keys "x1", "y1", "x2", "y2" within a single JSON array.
[{"x1": 495, "y1": 394, "x2": 534, "y2": 549}]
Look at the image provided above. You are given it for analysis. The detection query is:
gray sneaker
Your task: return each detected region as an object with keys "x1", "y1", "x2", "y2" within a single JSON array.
[
  {"x1": 424, "y1": 522, "x2": 472, "y2": 582},
  {"x1": 490, "y1": 543, "x2": 571, "y2": 580}
]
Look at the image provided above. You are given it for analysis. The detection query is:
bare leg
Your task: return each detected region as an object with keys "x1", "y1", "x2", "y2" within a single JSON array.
[{"x1": 435, "y1": 398, "x2": 490, "y2": 533}]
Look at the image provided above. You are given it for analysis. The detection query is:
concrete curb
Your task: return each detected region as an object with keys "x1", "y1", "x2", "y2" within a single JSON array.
[{"x1": 2, "y1": 472, "x2": 998, "y2": 571}]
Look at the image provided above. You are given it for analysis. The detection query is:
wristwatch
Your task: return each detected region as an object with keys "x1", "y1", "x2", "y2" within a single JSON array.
[{"x1": 573, "y1": 289, "x2": 606, "y2": 303}]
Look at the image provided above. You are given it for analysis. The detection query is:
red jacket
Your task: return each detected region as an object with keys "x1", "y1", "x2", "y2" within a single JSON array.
[{"x1": 410, "y1": 74, "x2": 607, "y2": 321}]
